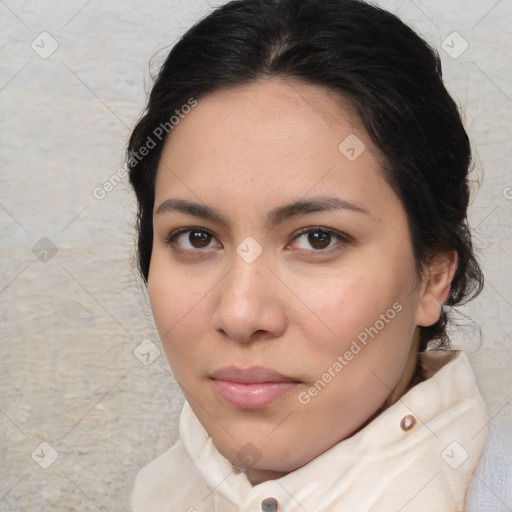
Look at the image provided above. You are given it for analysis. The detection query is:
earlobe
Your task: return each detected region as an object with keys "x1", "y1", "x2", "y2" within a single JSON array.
[{"x1": 415, "y1": 250, "x2": 458, "y2": 327}]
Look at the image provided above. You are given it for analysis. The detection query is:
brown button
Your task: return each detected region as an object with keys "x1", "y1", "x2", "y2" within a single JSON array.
[
  {"x1": 400, "y1": 414, "x2": 416, "y2": 431},
  {"x1": 261, "y1": 497, "x2": 278, "y2": 512}
]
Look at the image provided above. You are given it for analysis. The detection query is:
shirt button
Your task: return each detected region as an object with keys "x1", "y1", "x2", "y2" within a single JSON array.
[
  {"x1": 261, "y1": 497, "x2": 278, "y2": 512},
  {"x1": 400, "y1": 414, "x2": 416, "y2": 431}
]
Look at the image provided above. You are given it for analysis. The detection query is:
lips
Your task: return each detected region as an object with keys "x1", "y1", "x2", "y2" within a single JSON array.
[
  {"x1": 211, "y1": 366, "x2": 299, "y2": 383},
  {"x1": 210, "y1": 366, "x2": 301, "y2": 410}
]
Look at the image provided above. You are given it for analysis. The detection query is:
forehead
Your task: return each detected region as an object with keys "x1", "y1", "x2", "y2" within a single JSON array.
[{"x1": 153, "y1": 77, "x2": 396, "y2": 220}]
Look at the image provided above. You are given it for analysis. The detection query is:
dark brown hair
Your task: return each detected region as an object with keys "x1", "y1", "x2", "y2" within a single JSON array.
[{"x1": 127, "y1": 0, "x2": 483, "y2": 351}]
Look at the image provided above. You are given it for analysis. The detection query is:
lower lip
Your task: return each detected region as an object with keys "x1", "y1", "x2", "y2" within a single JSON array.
[{"x1": 211, "y1": 380, "x2": 300, "y2": 410}]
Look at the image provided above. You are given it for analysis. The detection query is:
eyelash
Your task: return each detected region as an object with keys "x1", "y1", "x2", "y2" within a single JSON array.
[{"x1": 164, "y1": 226, "x2": 351, "y2": 254}]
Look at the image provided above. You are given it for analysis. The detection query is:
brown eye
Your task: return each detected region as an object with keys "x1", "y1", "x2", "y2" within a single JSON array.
[
  {"x1": 189, "y1": 230, "x2": 212, "y2": 248},
  {"x1": 291, "y1": 227, "x2": 350, "y2": 252},
  {"x1": 308, "y1": 230, "x2": 331, "y2": 249},
  {"x1": 166, "y1": 227, "x2": 220, "y2": 251}
]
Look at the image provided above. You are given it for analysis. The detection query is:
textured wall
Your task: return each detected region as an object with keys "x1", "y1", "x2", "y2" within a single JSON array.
[{"x1": 0, "y1": 1, "x2": 511, "y2": 510}]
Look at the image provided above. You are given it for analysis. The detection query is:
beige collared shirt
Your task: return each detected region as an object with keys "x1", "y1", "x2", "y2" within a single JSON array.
[{"x1": 131, "y1": 350, "x2": 489, "y2": 511}]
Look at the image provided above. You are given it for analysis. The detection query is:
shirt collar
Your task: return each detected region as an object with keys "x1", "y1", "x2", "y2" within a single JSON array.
[{"x1": 180, "y1": 349, "x2": 489, "y2": 510}]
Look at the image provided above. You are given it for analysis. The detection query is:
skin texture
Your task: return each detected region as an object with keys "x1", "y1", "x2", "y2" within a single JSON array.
[{"x1": 148, "y1": 77, "x2": 457, "y2": 485}]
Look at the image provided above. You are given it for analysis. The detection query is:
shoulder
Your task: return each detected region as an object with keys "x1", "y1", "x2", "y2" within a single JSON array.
[{"x1": 131, "y1": 439, "x2": 210, "y2": 512}]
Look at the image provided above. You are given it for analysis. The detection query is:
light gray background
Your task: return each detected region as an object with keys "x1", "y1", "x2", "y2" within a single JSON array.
[{"x1": 1, "y1": 1, "x2": 511, "y2": 511}]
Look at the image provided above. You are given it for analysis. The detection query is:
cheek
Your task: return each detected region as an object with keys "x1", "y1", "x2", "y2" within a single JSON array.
[
  {"x1": 295, "y1": 276, "x2": 416, "y2": 430},
  {"x1": 147, "y1": 254, "x2": 208, "y2": 366},
  {"x1": 283, "y1": 256, "x2": 418, "y2": 379},
  {"x1": 284, "y1": 263, "x2": 408, "y2": 340}
]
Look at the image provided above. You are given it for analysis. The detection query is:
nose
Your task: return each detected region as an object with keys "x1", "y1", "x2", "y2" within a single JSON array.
[{"x1": 212, "y1": 254, "x2": 287, "y2": 344}]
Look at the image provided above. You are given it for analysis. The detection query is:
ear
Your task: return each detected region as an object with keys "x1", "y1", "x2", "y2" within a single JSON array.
[{"x1": 415, "y1": 250, "x2": 458, "y2": 327}]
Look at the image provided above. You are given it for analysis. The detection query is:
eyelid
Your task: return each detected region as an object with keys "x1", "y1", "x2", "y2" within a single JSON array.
[
  {"x1": 165, "y1": 226, "x2": 220, "y2": 247},
  {"x1": 292, "y1": 226, "x2": 352, "y2": 241},
  {"x1": 289, "y1": 226, "x2": 352, "y2": 251}
]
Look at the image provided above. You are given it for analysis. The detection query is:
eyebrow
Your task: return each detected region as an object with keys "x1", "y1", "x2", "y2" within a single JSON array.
[{"x1": 154, "y1": 196, "x2": 370, "y2": 227}]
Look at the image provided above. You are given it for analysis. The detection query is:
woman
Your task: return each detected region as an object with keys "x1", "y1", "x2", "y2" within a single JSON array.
[{"x1": 127, "y1": 0, "x2": 489, "y2": 510}]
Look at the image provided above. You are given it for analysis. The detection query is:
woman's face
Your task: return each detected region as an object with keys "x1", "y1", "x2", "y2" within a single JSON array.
[{"x1": 148, "y1": 77, "x2": 431, "y2": 483}]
